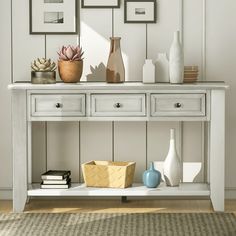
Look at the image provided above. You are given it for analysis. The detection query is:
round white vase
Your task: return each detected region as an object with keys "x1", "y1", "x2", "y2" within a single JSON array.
[
  {"x1": 163, "y1": 128, "x2": 181, "y2": 187},
  {"x1": 169, "y1": 31, "x2": 184, "y2": 84}
]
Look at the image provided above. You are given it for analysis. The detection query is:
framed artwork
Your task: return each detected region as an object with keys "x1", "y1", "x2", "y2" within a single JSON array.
[
  {"x1": 81, "y1": 0, "x2": 120, "y2": 8},
  {"x1": 124, "y1": 0, "x2": 157, "y2": 23},
  {"x1": 30, "y1": 0, "x2": 78, "y2": 34}
]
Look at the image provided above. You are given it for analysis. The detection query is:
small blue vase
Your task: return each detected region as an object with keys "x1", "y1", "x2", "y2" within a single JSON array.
[{"x1": 143, "y1": 162, "x2": 161, "y2": 188}]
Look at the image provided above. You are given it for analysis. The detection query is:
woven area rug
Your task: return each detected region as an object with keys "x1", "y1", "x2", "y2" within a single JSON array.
[{"x1": 0, "y1": 213, "x2": 235, "y2": 236}]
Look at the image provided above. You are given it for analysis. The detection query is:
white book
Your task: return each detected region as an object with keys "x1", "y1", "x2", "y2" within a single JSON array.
[{"x1": 40, "y1": 182, "x2": 71, "y2": 189}]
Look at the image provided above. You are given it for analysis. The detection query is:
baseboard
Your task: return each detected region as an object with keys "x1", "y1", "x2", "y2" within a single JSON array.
[
  {"x1": 0, "y1": 188, "x2": 12, "y2": 200},
  {"x1": 1, "y1": 188, "x2": 236, "y2": 200},
  {"x1": 225, "y1": 187, "x2": 236, "y2": 199}
]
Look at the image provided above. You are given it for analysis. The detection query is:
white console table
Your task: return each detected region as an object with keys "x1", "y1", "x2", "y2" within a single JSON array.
[{"x1": 8, "y1": 82, "x2": 228, "y2": 212}]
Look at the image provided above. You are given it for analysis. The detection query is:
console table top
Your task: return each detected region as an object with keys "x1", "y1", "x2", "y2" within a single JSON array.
[{"x1": 8, "y1": 81, "x2": 228, "y2": 90}]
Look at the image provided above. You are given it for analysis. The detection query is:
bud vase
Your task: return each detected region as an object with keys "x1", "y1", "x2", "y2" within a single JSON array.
[
  {"x1": 143, "y1": 162, "x2": 161, "y2": 188},
  {"x1": 169, "y1": 31, "x2": 184, "y2": 84},
  {"x1": 163, "y1": 129, "x2": 181, "y2": 186},
  {"x1": 155, "y1": 53, "x2": 169, "y2": 83},
  {"x1": 143, "y1": 59, "x2": 155, "y2": 83},
  {"x1": 106, "y1": 37, "x2": 125, "y2": 83}
]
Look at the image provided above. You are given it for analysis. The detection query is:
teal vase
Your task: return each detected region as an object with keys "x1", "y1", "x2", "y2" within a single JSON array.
[{"x1": 143, "y1": 162, "x2": 161, "y2": 188}]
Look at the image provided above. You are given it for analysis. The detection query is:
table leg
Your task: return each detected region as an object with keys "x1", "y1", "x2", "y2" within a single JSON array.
[{"x1": 209, "y1": 90, "x2": 225, "y2": 211}]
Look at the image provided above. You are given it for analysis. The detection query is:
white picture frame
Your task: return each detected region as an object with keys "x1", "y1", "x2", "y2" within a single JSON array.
[
  {"x1": 81, "y1": 0, "x2": 120, "y2": 8},
  {"x1": 30, "y1": 0, "x2": 77, "y2": 34},
  {"x1": 125, "y1": 0, "x2": 157, "y2": 23}
]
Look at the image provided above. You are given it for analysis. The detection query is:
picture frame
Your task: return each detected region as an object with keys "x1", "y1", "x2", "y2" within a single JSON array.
[
  {"x1": 30, "y1": 0, "x2": 78, "y2": 34},
  {"x1": 124, "y1": 0, "x2": 157, "y2": 23},
  {"x1": 81, "y1": 0, "x2": 120, "y2": 8}
]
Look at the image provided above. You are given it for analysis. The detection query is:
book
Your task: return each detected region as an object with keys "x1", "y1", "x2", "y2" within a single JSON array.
[
  {"x1": 40, "y1": 182, "x2": 71, "y2": 189},
  {"x1": 42, "y1": 178, "x2": 71, "y2": 185},
  {"x1": 41, "y1": 170, "x2": 71, "y2": 180}
]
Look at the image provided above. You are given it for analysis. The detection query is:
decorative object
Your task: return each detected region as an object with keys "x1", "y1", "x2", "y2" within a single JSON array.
[
  {"x1": 106, "y1": 37, "x2": 125, "y2": 83},
  {"x1": 82, "y1": 0, "x2": 120, "y2": 8},
  {"x1": 184, "y1": 65, "x2": 199, "y2": 83},
  {"x1": 143, "y1": 162, "x2": 161, "y2": 188},
  {"x1": 142, "y1": 59, "x2": 155, "y2": 83},
  {"x1": 169, "y1": 31, "x2": 184, "y2": 83},
  {"x1": 31, "y1": 58, "x2": 56, "y2": 84},
  {"x1": 124, "y1": 0, "x2": 157, "y2": 23},
  {"x1": 155, "y1": 53, "x2": 169, "y2": 83},
  {"x1": 1, "y1": 213, "x2": 235, "y2": 235},
  {"x1": 163, "y1": 128, "x2": 181, "y2": 187},
  {"x1": 57, "y1": 45, "x2": 84, "y2": 83},
  {"x1": 30, "y1": 0, "x2": 77, "y2": 34},
  {"x1": 82, "y1": 161, "x2": 136, "y2": 188}
]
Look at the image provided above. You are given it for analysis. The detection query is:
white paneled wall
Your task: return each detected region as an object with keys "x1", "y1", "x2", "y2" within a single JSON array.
[{"x1": 1, "y1": 0, "x2": 236, "y2": 198}]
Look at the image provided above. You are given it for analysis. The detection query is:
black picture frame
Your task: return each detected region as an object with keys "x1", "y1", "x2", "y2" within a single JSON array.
[
  {"x1": 81, "y1": 0, "x2": 120, "y2": 8},
  {"x1": 124, "y1": 0, "x2": 157, "y2": 23},
  {"x1": 30, "y1": 0, "x2": 78, "y2": 35}
]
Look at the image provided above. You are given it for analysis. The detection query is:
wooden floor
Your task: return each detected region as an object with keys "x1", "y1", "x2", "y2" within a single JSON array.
[{"x1": 1, "y1": 199, "x2": 236, "y2": 213}]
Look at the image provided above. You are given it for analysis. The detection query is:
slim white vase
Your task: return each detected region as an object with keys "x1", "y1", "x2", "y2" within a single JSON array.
[
  {"x1": 163, "y1": 128, "x2": 181, "y2": 186},
  {"x1": 143, "y1": 59, "x2": 155, "y2": 83},
  {"x1": 169, "y1": 31, "x2": 184, "y2": 84},
  {"x1": 155, "y1": 53, "x2": 169, "y2": 83}
]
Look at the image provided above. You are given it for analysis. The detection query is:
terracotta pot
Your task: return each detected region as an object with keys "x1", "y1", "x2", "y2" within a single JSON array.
[{"x1": 58, "y1": 60, "x2": 83, "y2": 83}]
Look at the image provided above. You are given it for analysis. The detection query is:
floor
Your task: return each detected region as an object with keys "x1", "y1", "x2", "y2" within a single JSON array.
[{"x1": 1, "y1": 199, "x2": 236, "y2": 213}]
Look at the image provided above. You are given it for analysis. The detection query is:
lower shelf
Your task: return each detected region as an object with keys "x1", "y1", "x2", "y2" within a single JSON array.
[{"x1": 28, "y1": 183, "x2": 210, "y2": 197}]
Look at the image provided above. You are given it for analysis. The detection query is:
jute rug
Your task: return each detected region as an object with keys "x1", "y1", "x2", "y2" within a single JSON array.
[{"x1": 0, "y1": 213, "x2": 235, "y2": 236}]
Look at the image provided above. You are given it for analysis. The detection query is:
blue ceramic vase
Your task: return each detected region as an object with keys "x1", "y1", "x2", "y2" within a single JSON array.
[{"x1": 143, "y1": 162, "x2": 161, "y2": 188}]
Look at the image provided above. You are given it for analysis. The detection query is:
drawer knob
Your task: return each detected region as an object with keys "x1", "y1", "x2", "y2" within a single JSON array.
[
  {"x1": 174, "y1": 103, "x2": 182, "y2": 108},
  {"x1": 55, "y1": 103, "x2": 62, "y2": 108},
  {"x1": 114, "y1": 102, "x2": 121, "y2": 108}
]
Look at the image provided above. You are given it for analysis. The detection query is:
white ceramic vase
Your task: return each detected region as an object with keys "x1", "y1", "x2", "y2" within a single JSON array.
[
  {"x1": 169, "y1": 31, "x2": 184, "y2": 84},
  {"x1": 143, "y1": 59, "x2": 155, "y2": 83},
  {"x1": 163, "y1": 128, "x2": 181, "y2": 186},
  {"x1": 155, "y1": 53, "x2": 169, "y2": 83}
]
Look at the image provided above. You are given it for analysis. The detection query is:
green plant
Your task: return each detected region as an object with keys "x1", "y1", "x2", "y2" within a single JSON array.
[
  {"x1": 58, "y1": 45, "x2": 84, "y2": 61},
  {"x1": 31, "y1": 58, "x2": 56, "y2": 72}
]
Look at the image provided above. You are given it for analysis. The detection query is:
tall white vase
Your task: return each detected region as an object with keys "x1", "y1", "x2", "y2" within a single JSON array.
[
  {"x1": 169, "y1": 31, "x2": 184, "y2": 84},
  {"x1": 142, "y1": 59, "x2": 155, "y2": 83},
  {"x1": 163, "y1": 128, "x2": 181, "y2": 186},
  {"x1": 155, "y1": 53, "x2": 169, "y2": 83}
]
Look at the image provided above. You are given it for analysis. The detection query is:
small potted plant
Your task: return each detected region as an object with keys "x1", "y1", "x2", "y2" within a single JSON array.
[
  {"x1": 57, "y1": 45, "x2": 84, "y2": 83},
  {"x1": 31, "y1": 58, "x2": 56, "y2": 84}
]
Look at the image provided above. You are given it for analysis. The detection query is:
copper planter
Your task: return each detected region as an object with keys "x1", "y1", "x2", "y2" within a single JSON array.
[{"x1": 58, "y1": 60, "x2": 83, "y2": 83}]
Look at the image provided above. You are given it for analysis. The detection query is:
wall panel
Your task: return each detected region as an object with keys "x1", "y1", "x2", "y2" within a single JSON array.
[
  {"x1": 114, "y1": 1, "x2": 146, "y2": 81},
  {"x1": 206, "y1": 0, "x2": 236, "y2": 189},
  {"x1": 47, "y1": 122, "x2": 80, "y2": 182},
  {"x1": 80, "y1": 8, "x2": 112, "y2": 81},
  {"x1": 114, "y1": 122, "x2": 146, "y2": 182},
  {"x1": 0, "y1": 0, "x2": 12, "y2": 189}
]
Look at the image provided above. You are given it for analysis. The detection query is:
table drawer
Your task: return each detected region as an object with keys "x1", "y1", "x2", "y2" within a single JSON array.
[
  {"x1": 31, "y1": 94, "x2": 85, "y2": 117},
  {"x1": 91, "y1": 94, "x2": 146, "y2": 117},
  {"x1": 151, "y1": 94, "x2": 206, "y2": 117}
]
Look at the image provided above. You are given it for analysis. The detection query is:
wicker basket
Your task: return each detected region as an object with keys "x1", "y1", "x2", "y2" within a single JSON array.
[{"x1": 82, "y1": 161, "x2": 136, "y2": 188}]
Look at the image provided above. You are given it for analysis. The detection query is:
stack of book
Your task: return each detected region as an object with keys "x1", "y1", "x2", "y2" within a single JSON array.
[
  {"x1": 184, "y1": 66, "x2": 199, "y2": 83},
  {"x1": 40, "y1": 170, "x2": 71, "y2": 189}
]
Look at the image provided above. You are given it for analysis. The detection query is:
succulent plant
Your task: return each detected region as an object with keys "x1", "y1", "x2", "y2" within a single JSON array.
[
  {"x1": 31, "y1": 58, "x2": 56, "y2": 72},
  {"x1": 57, "y1": 45, "x2": 84, "y2": 61}
]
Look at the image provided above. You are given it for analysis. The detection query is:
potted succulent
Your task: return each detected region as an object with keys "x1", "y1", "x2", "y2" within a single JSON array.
[
  {"x1": 31, "y1": 58, "x2": 56, "y2": 84},
  {"x1": 57, "y1": 45, "x2": 84, "y2": 83}
]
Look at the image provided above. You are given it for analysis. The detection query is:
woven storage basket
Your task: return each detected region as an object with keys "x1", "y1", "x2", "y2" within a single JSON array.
[{"x1": 82, "y1": 161, "x2": 136, "y2": 188}]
